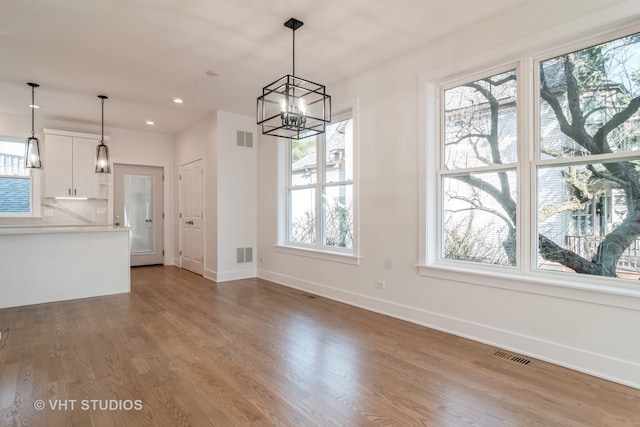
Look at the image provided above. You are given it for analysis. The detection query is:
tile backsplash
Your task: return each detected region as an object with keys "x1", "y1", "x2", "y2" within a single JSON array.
[{"x1": 41, "y1": 198, "x2": 108, "y2": 225}]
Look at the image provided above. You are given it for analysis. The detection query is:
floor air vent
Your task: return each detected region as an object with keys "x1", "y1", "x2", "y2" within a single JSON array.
[{"x1": 492, "y1": 350, "x2": 532, "y2": 366}]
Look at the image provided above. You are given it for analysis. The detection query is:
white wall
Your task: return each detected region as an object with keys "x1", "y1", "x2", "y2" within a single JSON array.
[
  {"x1": 216, "y1": 111, "x2": 257, "y2": 281},
  {"x1": 174, "y1": 112, "x2": 217, "y2": 269},
  {"x1": 174, "y1": 111, "x2": 257, "y2": 281},
  {"x1": 257, "y1": 0, "x2": 640, "y2": 389},
  {"x1": 0, "y1": 112, "x2": 176, "y2": 263}
]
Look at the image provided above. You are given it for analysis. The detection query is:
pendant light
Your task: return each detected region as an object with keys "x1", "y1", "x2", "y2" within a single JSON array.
[
  {"x1": 25, "y1": 82, "x2": 42, "y2": 168},
  {"x1": 95, "y1": 95, "x2": 110, "y2": 174},
  {"x1": 257, "y1": 18, "x2": 331, "y2": 139}
]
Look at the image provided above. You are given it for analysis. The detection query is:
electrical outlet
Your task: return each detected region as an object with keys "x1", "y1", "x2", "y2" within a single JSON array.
[{"x1": 375, "y1": 280, "x2": 386, "y2": 289}]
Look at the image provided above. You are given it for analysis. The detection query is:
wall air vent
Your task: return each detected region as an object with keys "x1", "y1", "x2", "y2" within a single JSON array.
[
  {"x1": 236, "y1": 131, "x2": 254, "y2": 148},
  {"x1": 236, "y1": 247, "x2": 254, "y2": 263}
]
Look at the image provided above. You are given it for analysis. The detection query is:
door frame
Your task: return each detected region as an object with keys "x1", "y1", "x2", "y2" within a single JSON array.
[
  {"x1": 179, "y1": 159, "x2": 205, "y2": 275},
  {"x1": 111, "y1": 162, "x2": 169, "y2": 266}
]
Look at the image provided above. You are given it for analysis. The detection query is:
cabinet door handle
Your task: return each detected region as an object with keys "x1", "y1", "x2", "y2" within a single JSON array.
[
  {"x1": 68, "y1": 188, "x2": 71, "y2": 196},
  {"x1": 74, "y1": 189, "x2": 77, "y2": 196}
]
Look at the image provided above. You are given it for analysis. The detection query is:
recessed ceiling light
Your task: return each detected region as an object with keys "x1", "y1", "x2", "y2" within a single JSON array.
[
  {"x1": 173, "y1": 98, "x2": 184, "y2": 104},
  {"x1": 146, "y1": 120, "x2": 155, "y2": 125}
]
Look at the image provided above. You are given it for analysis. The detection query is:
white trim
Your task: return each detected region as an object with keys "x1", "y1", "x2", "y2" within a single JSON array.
[
  {"x1": 110, "y1": 157, "x2": 173, "y2": 265},
  {"x1": 204, "y1": 267, "x2": 256, "y2": 283},
  {"x1": 204, "y1": 267, "x2": 216, "y2": 282},
  {"x1": 43, "y1": 128, "x2": 109, "y2": 141},
  {"x1": 258, "y1": 268, "x2": 640, "y2": 390},
  {"x1": 273, "y1": 244, "x2": 361, "y2": 265},
  {"x1": 278, "y1": 98, "x2": 360, "y2": 259},
  {"x1": 418, "y1": 264, "x2": 640, "y2": 310},
  {"x1": 0, "y1": 137, "x2": 42, "y2": 218}
]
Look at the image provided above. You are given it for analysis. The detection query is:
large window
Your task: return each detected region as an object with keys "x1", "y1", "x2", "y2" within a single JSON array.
[
  {"x1": 431, "y1": 30, "x2": 640, "y2": 283},
  {"x1": 0, "y1": 138, "x2": 33, "y2": 215},
  {"x1": 285, "y1": 112, "x2": 356, "y2": 256},
  {"x1": 441, "y1": 69, "x2": 518, "y2": 266}
]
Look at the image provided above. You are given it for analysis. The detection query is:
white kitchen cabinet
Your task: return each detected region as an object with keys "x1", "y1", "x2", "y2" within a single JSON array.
[{"x1": 44, "y1": 134, "x2": 104, "y2": 198}]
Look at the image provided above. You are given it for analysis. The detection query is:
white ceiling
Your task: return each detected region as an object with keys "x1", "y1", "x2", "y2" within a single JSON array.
[{"x1": 0, "y1": 0, "x2": 522, "y2": 134}]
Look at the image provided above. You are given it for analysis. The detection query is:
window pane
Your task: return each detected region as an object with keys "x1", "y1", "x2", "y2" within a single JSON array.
[
  {"x1": 442, "y1": 170, "x2": 517, "y2": 265},
  {"x1": 444, "y1": 69, "x2": 517, "y2": 169},
  {"x1": 289, "y1": 187, "x2": 316, "y2": 244},
  {"x1": 539, "y1": 32, "x2": 640, "y2": 159},
  {"x1": 124, "y1": 174, "x2": 153, "y2": 254},
  {"x1": 325, "y1": 118, "x2": 353, "y2": 183},
  {"x1": 0, "y1": 140, "x2": 28, "y2": 176},
  {"x1": 537, "y1": 160, "x2": 640, "y2": 278},
  {"x1": 291, "y1": 136, "x2": 317, "y2": 186},
  {"x1": 323, "y1": 184, "x2": 353, "y2": 249},
  {"x1": 0, "y1": 140, "x2": 30, "y2": 214}
]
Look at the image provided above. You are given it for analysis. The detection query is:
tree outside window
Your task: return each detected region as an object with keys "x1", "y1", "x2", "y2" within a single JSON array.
[{"x1": 440, "y1": 31, "x2": 640, "y2": 279}]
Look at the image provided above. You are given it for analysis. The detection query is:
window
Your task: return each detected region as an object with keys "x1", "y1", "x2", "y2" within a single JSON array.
[
  {"x1": 537, "y1": 32, "x2": 640, "y2": 278},
  {"x1": 0, "y1": 138, "x2": 34, "y2": 215},
  {"x1": 279, "y1": 109, "x2": 358, "y2": 262},
  {"x1": 427, "y1": 30, "x2": 640, "y2": 285},
  {"x1": 441, "y1": 69, "x2": 518, "y2": 266}
]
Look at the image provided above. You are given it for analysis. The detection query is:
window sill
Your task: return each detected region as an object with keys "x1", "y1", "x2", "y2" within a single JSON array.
[
  {"x1": 274, "y1": 244, "x2": 361, "y2": 265},
  {"x1": 0, "y1": 216, "x2": 44, "y2": 225},
  {"x1": 418, "y1": 264, "x2": 640, "y2": 311}
]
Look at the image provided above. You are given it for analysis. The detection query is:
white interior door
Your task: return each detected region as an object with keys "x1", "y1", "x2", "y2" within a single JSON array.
[
  {"x1": 114, "y1": 164, "x2": 164, "y2": 266},
  {"x1": 180, "y1": 159, "x2": 204, "y2": 275}
]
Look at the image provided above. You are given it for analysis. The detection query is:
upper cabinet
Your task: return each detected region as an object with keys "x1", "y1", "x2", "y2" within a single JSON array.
[{"x1": 44, "y1": 133, "x2": 107, "y2": 199}]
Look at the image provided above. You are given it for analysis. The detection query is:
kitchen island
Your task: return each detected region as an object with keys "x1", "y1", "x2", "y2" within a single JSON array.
[{"x1": 0, "y1": 225, "x2": 130, "y2": 309}]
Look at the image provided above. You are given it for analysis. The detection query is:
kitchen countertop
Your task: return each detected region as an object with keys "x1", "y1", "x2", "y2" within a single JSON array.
[{"x1": 0, "y1": 225, "x2": 129, "y2": 235}]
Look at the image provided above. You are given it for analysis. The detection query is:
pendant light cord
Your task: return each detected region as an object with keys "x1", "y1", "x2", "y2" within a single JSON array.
[
  {"x1": 292, "y1": 25, "x2": 295, "y2": 76},
  {"x1": 31, "y1": 85, "x2": 35, "y2": 137},
  {"x1": 101, "y1": 97, "x2": 104, "y2": 143},
  {"x1": 97, "y1": 95, "x2": 108, "y2": 143}
]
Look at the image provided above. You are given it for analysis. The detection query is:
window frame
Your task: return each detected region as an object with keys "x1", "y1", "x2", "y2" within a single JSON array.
[
  {"x1": 0, "y1": 135, "x2": 41, "y2": 218},
  {"x1": 436, "y1": 63, "x2": 523, "y2": 271},
  {"x1": 275, "y1": 100, "x2": 360, "y2": 265},
  {"x1": 419, "y1": 22, "x2": 640, "y2": 309}
]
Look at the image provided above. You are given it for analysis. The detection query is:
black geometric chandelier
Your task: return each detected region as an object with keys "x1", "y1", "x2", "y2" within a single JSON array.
[{"x1": 257, "y1": 18, "x2": 331, "y2": 139}]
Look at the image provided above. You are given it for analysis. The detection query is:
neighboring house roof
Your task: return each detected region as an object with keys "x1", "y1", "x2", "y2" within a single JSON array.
[
  {"x1": 0, "y1": 177, "x2": 30, "y2": 212},
  {"x1": 292, "y1": 121, "x2": 348, "y2": 173}
]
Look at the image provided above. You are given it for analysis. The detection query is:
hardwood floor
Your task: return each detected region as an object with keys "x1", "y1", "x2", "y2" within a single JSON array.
[{"x1": 0, "y1": 266, "x2": 638, "y2": 426}]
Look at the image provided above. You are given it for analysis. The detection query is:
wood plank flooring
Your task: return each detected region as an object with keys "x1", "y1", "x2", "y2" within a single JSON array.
[{"x1": 0, "y1": 265, "x2": 639, "y2": 426}]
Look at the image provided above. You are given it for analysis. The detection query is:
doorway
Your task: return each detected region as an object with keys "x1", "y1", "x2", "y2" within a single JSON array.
[
  {"x1": 179, "y1": 159, "x2": 204, "y2": 275},
  {"x1": 113, "y1": 164, "x2": 164, "y2": 266}
]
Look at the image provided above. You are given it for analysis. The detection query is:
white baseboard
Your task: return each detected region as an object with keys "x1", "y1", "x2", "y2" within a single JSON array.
[
  {"x1": 204, "y1": 268, "x2": 217, "y2": 282},
  {"x1": 258, "y1": 268, "x2": 640, "y2": 390},
  {"x1": 204, "y1": 267, "x2": 257, "y2": 283}
]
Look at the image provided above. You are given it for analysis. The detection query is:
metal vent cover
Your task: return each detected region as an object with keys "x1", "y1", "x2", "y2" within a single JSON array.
[
  {"x1": 492, "y1": 350, "x2": 532, "y2": 366},
  {"x1": 236, "y1": 131, "x2": 254, "y2": 148}
]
